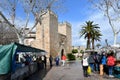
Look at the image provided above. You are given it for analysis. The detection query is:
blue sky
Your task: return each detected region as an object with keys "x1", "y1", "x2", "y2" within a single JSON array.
[
  {"x1": 57, "y1": 0, "x2": 120, "y2": 47},
  {"x1": 58, "y1": 0, "x2": 92, "y2": 22}
]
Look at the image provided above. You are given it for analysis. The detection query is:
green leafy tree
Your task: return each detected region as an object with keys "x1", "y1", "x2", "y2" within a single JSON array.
[
  {"x1": 96, "y1": 43, "x2": 101, "y2": 49},
  {"x1": 80, "y1": 50, "x2": 84, "y2": 54},
  {"x1": 67, "y1": 53, "x2": 76, "y2": 61}
]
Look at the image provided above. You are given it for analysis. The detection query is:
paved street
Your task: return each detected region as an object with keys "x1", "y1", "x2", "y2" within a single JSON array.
[
  {"x1": 27, "y1": 60, "x2": 120, "y2": 80},
  {"x1": 43, "y1": 61, "x2": 84, "y2": 80}
]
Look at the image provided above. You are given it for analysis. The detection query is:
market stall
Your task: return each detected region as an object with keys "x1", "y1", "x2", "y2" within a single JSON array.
[{"x1": 0, "y1": 42, "x2": 46, "y2": 80}]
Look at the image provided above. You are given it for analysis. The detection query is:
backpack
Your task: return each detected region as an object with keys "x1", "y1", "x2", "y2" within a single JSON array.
[{"x1": 107, "y1": 56, "x2": 115, "y2": 66}]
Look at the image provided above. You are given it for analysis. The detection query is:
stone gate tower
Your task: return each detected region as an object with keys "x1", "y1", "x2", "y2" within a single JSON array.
[{"x1": 31, "y1": 10, "x2": 72, "y2": 57}]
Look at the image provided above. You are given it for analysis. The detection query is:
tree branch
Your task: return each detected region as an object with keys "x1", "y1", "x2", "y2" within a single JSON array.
[
  {"x1": 0, "y1": 11, "x2": 13, "y2": 27},
  {"x1": 105, "y1": 0, "x2": 116, "y2": 34},
  {"x1": 116, "y1": 29, "x2": 120, "y2": 34},
  {"x1": 0, "y1": 11, "x2": 20, "y2": 36},
  {"x1": 22, "y1": 13, "x2": 30, "y2": 35},
  {"x1": 23, "y1": 20, "x2": 38, "y2": 40}
]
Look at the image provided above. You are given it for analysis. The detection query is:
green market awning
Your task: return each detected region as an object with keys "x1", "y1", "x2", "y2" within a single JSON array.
[{"x1": 0, "y1": 42, "x2": 46, "y2": 74}]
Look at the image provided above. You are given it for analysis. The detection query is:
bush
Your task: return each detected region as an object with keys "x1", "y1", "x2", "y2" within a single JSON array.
[
  {"x1": 80, "y1": 50, "x2": 84, "y2": 54},
  {"x1": 67, "y1": 53, "x2": 76, "y2": 61},
  {"x1": 72, "y1": 49, "x2": 78, "y2": 54}
]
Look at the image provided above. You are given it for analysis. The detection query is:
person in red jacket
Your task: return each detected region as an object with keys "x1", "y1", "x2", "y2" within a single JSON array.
[
  {"x1": 61, "y1": 54, "x2": 66, "y2": 66},
  {"x1": 107, "y1": 51, "x2": 116, "y2": 77}
]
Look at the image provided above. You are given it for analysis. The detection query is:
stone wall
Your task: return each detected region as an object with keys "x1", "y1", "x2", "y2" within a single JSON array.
[
  {"x1": 32, "y1": 11, "x2": 51, "y2": 55},
  {"x1": 49, "y1": 11, "x2": 59, "y2": 57},
  {"x1": 30, "y1": 10, "x2": 72, "y2": 58},
  {"x1": 66, "y1": 22, "x2": 72, "y2": 53}
]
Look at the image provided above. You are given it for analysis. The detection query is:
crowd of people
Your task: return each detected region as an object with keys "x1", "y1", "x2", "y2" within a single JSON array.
[
  {"x1": 16, "y1": 53, "x2": 67, "y2": 71},
  {"x1": 82, "y1": 50, "x2": 118, "y2": 78},
  {"x1": 15, "y1": 51, "x2": 120, "y2": 78},
  {"x1": 36, "y1": 54, "x2": 67, "y2": 70}
]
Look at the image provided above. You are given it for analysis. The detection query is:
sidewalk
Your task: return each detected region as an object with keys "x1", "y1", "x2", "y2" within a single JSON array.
[
  {"x1": 27, "y1": 60, "x2": 120, "y2": 80},
  {"x1": 43, "y1": 61, "x2": 84, "y2": 80}
]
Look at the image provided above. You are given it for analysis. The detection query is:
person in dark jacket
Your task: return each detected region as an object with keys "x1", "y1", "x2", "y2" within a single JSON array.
[
  {"x1": 49, "y1": 55, "x2": 53, "y2": 68},
  {"x1": 55, "y1": 56, "x2": 60, "y2": 66},
  {"x1": 94, "y1": 52, "x2": 100, "y2": 72},
  {"x1": 88, "y1": 52, "x2": 95, "y2": 72},
  {"x1": 42, "y1": 55, "x2": 47, "y2": 69}
]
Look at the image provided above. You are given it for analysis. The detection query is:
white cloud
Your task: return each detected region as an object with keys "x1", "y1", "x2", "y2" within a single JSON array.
[
  {"x1": 72, "y1": 37, "x2": 86, "y2": 46},
  {"x1": 71, "y1": 11, "x2": 120, "y2": 47},
  {"x1": 72, "y1": 21, "x2": 87, "y2": 47}
]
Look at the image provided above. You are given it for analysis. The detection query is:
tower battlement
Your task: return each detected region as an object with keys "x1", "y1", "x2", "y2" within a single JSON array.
[{"x1": 59, "y1": 21, "x2": 71, "y2": 28}]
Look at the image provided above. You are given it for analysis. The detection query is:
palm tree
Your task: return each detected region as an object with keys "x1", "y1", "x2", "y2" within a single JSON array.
[
  {"x1": 91, "y1": 30, "x2": 102, "y2": 49},
  {"x1": 80, "y1": 21, "x2": 100, "y2": 49}
]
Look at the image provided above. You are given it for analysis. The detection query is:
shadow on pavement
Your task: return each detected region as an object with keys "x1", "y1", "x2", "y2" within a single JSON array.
[{"x1": 25, "y1": 67, "x2": 51, "y2": 80}]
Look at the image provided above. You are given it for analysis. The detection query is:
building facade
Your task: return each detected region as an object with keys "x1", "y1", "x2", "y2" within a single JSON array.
[{"x1": 25, "y1": 10, "x2": 72, "y2": 58}]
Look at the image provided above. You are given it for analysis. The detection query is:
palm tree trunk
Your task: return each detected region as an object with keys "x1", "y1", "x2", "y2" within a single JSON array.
[
  {"x1": 92, "y1": 39, "x2": 94, "y2": 49},
  {"x1": 87, "y1": 39, "x2": 89, "y2": 49},
  {"x1": 88, "y1": 39, "x2": 90, "y2": 49},
  {"x1": 87, "y1": 34, "x2": 91, "y2": 49},
  {"x1": 87, "y1": 39, "x2": 91, "y2": 49}
]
